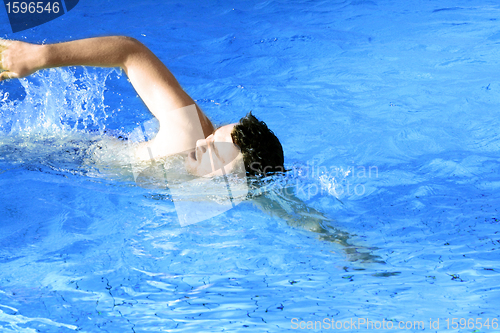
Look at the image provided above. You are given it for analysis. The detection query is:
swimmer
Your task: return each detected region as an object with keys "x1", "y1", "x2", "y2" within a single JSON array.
[
  {"x1": 0, "y1": 36, "x2": 284, "y2": 177},
  {"x1": 0, "y1": 36, "x2": 383, "y2": 262}
]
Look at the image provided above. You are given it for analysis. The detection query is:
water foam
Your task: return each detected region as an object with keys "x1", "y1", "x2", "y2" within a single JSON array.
[
  {"x1": 0, "y1": 67, "x2": 133, "y2": 179},
  {"x1": 0, "y1": 67, "x2": 118, "y2": 136}
]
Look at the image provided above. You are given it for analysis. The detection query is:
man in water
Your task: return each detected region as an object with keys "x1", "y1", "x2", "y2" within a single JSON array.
[
  {"x1": 0, "y1": 37, "x2": 382, "y2": 262},
  {"x1": 0, "y1": 36, "x2": 284, "y2": 177}
]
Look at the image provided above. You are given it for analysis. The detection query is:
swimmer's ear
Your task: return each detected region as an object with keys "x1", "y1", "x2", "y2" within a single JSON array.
[{"x1": 0, "y1": 71, "x2": 18, "y2": 81}]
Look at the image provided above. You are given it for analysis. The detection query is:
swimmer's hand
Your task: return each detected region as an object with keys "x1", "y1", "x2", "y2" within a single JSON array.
[{"x1": 0, "y1": 39, "x2": 45, "y2": 81}]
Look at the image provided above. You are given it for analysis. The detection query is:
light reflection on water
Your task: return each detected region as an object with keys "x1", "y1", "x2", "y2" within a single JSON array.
[{"x1": 1, "y1": 0, "x2": 500, "y2": 331}]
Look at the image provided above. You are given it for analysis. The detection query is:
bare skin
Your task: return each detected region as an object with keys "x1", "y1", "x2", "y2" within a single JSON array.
[{"x1": 0, "y1": 36, "x2": 241, "y2": 173}]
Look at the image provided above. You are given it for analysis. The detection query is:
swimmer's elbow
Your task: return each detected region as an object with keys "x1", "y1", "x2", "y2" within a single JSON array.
[{"x1": 120, "y1": 37, "x2": 155, "y2": 73}]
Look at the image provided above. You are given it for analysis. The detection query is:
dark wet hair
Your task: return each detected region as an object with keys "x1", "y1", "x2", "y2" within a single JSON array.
[{"x1": 231, "y1": 112, "x2": 284, "y2": 177}]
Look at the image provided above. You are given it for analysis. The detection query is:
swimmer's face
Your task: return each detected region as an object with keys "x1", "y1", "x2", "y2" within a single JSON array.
[{"x1": 185, "y1": 124, "x2": 243, "y2": 177}]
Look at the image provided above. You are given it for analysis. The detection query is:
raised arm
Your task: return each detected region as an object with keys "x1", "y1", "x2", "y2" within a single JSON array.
[{"x1": 0, "y1": 36, "x2": 214, "y2": 136}]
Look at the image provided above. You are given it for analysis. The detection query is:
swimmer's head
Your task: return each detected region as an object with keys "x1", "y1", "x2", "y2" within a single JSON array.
[
  {"x1": 231, "y1": 112, "x2": 284, "y2": 177},
  {"x1": 184, "y1": 112, "x2": 284, "y2": 178}
]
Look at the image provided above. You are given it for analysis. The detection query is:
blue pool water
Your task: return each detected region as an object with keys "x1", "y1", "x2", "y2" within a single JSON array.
[{"x1": 1, "y1": 0, "x2": 500, "y2": 332}]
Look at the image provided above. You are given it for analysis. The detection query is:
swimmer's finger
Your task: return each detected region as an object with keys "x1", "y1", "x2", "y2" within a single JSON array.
[
  {"x1": 0, "y1": 40, "x2": 8, "y2": 70},
  {"x1": 0, "y1": 39, "x2": 11, "y2": 51},
  {"x1": 0, "y1": 71, "x2": 18, "y2": 81}
]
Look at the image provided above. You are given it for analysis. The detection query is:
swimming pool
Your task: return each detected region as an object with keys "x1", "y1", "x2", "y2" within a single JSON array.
[{"x1": 1, "y1": 0, "x2": 500, "y2": 332}]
